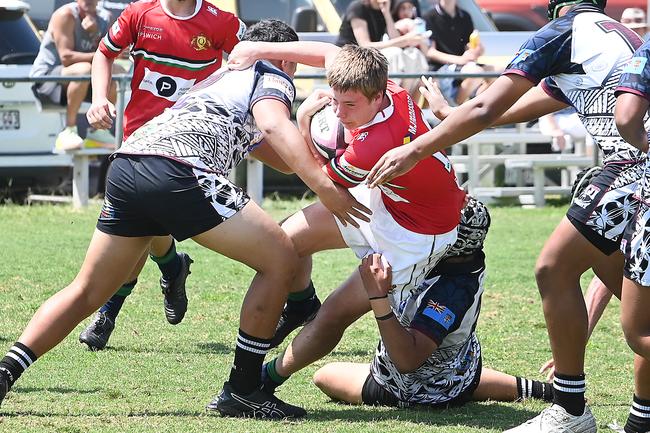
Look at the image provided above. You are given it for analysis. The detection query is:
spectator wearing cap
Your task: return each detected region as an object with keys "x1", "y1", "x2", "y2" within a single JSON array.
[{"x1": 621, "y1": 7, "x2": 648, "y2": 39}]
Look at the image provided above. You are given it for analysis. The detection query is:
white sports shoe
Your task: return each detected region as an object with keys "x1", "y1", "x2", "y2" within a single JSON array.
[
  {"x1": 503, "y1": 405, "x2": 597, "y2": 433},
  {"x1": 84, "y1": 128, "x2": 116, "y2": 149},
  {"x1": 55, "y1": 126, "x2": 84, "y2": 151}
]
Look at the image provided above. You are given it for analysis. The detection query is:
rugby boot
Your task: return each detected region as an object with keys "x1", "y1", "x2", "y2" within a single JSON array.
[
  {"x1": 206, "y1": 381, "x2": 306, "y2": 419},
  {"x1": 503, "y1": 404, "x2": 596, "y2": 433},
  {"x1": 79, "y1": 311, "x2": 115, "y2": 351},
  {"x1": 270, "y1": 294, "x2": 321, "y2": 348},
  {"x1": 161, "y1": 252, "x2": 193, "y2": 325}
]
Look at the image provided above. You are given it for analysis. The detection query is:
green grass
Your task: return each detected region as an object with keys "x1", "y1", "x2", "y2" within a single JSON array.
[{"x1": 0, "y1": 200, "x2": 634, "y2": 432}]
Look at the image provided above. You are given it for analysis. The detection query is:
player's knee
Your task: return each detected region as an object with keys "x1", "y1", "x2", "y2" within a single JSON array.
[
  {"x1": 312, "y1": 365, "x2": 333, "y2": 391},
  {"x1": 621, "y1": 317, "x2": 650, "y2": 357}
]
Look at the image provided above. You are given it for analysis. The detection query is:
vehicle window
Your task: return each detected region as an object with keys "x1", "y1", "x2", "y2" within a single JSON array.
[{"x1": 0, "y1": 10, "x2": 41, "y2": 65}]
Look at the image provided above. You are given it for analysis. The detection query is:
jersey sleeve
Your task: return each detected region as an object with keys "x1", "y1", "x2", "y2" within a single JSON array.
[
  {"x1": 249, "y1": 62, "x2": 295, "y2": 113},
  {"x1": 99, "y1": 2, "x2": 136, "y2": 57},
  {"x1": 218, "y1": 11, "x2": 246, "y2": 54},
  {"x1": 503, "y1": 22, "x2": 574, "y2": 85},
  {"x1": 616, "y1": 42, "x2": 650, "y2": 101},
  {"x1": 325, "y1": 131, "x2": 388, "y2": 188},
  {"x1": 409, "y1": 273, "x2": 478, "y2": 346}
]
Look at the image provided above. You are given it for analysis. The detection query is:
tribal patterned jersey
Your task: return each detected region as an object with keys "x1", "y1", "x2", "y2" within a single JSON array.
[
  {"x1": 371, "y1": 255, "x2": 485, "y2": 405},
  {"x1": 505, "y1": 3, "x2": 646, "y2": 164},
  {"x1": 116, "y1": 61, "x2": 295, "y2": 175}
]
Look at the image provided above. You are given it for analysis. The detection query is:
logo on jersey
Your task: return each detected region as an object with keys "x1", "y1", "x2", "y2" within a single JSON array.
[
  {"x1": 191, "y1": 34, "x2": 212, "y2": 51},
  {"x1": 356, "y1": 132, "x2": 369, "y2": 141},
  {"x1": 574, "y1": 184, "x2": 601, "y2": 209},
  {"x1": 207, "y1": 5, "x2": 218, "y2": 16},
  {"x1": 139, "y1": 68, "x2": 196, "y2": 101},
  {"x1": 111, "y1": 21, "x2": 120, "y2": 36},
  {"x1": 624, "y1": 57, "x2": 648, "y2": 74},
  {"x1": 423, "y1": 301, "x2": 456, "y2": 330},
  {"x1": 262, "y1": 75, "x2": 295, "y2": 101},
  {"x1": 510, "y1": 49, "x2": 534, "y2": 65}
]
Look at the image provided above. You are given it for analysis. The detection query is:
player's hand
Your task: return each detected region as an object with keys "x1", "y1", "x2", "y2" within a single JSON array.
[
  {"x1": 539, "y1": 358, "x2": 556, "y2": 381},
  {"x1": 359, "y1": 253, "x2": 393, "y2": 298},
  {"x1": 226, "y1": 41, "x2": 259, "y2": 70},
  {"x1": 366, "y1": 145, "x2": 420, "y2": 188},
  {"x1": 317, "y1": 183, "x2": 371, "y2": 228},
  {"x1": 297, "y1": 89, "x2": 332, "y2": 120},
  {"x1": 87, "y1": 97, "x2": 116, "y2": 130},
  {"x1": 462, "y1": 48, "x2": 480, "y2": 63},
  {"x1": 377, "y1": 0, "x2": 391, "y2": 15},
  {"x1": 419, "y1": 76, "x2": 452, "y2": 121}
]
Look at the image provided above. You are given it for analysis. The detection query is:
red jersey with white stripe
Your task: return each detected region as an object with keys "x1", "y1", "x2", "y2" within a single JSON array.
[
  {"x1": 326, "y1": 81, "x2": 464, "y2": 235},
  {"x1": 99, "y1": 0, "x2": 244, "y2": 139}
]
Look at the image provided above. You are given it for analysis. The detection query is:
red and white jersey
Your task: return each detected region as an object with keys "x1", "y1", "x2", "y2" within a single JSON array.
[
  {"x1": 99, "y1": 0, "x2": 244, "y2": 139},
  {"x1": 326, "y1": 81, "x2": 465, "y2": 235}
]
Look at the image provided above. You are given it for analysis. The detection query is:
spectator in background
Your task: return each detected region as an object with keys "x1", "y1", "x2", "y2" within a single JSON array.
[
  {"x1": 30, "y1": 0, "x2": 120, "y2": 151},
  {"x1": 621, "y1": 7, "x2": 648, "y2": 39},
  {"x1": 423, "y1": 0, "x2": 495, "y2": 105},
  {"x1": 336, "y1": 0, "x2": 429, "y2": 94}
]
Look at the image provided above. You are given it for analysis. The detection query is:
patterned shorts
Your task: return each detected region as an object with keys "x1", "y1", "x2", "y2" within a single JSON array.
[
  {"x1": 97, "y1": 155, "x2": 249, "y2": 241},
  {"x1": 566, "y1": 161, "x2": 643, "y2": 255},
  {"x1": 622, "y1": 201, "x2": 650, "y2": 286}
]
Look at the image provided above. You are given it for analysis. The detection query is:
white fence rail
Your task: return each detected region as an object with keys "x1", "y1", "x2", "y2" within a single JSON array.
[{"x1": 1, "y1": 72, "x2": 598, "y2": 207}]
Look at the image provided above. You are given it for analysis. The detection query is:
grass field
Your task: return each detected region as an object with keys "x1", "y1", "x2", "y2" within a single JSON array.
[{"x1": 0, "y1": 199, "x2": 635, "y2": 432}]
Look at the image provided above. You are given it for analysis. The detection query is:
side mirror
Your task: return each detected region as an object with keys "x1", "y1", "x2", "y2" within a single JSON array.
[{"x1": 292, "y1": 7, "x2": 318, "y2": 32}]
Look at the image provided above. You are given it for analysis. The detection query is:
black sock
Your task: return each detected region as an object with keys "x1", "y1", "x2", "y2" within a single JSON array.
[
  {"x1": 151, "y1": 241, "x2": 181, "y2": 281},
  {"x1": 516, "y1": 377, "x2": 554, "y2": 402},
  {"x1": 228, "y1": 329, "x2": 271, "y2": 395},
  {"x1": 286, "y1": 281, "x2": 316, "y2": 310},
  {"x1": 625, "y1": 395, "x2": 650, "y2": 433},
  {"x1": 99, "y1": 279, "x2": 137, "y2": 322},
  {"x1": 553, "y1": 372, "x2": 586, "y2": 416},
  {"x1": 0, "y1": 342, "x2": 37, "y2": 387}
]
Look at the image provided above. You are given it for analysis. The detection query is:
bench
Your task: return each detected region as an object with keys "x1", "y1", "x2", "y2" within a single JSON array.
[
  {"x1": 504, "y1": 155, "x2": 593, "y2": 206},
  {"x1": 11, "y1": 148, "x2": 114, "y2": 208}
]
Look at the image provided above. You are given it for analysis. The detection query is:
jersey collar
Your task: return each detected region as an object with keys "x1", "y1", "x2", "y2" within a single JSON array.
[{"x1": 160, "y1": 0, "x2": 202, "y2": 20}]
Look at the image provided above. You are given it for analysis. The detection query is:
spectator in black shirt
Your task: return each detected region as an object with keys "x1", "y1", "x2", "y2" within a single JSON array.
[
  {"x1": 423, "y1": 0, "x2": 494, "y2": 105},
  {"x1": 336, "y1": 0, "x2": 429, "y2": 97}
]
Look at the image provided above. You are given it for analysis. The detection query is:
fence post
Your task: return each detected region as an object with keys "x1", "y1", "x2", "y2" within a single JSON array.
[{"x1": 114, "y1": 75, "x2": 127, "y2": 148}]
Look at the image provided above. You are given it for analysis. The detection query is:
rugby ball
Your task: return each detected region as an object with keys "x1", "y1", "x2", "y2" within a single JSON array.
[{"x1": 309, "y1": 103, "x2": 345, "y2": 160}]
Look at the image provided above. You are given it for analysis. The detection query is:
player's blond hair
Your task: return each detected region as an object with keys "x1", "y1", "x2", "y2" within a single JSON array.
[{"x1": 327, "y1": 45, "x2": 388, "y2": 101}]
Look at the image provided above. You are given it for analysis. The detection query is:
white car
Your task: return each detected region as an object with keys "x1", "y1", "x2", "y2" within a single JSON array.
[{"x1": 0, "y1": 0, "x2": 76, "y2": 200}]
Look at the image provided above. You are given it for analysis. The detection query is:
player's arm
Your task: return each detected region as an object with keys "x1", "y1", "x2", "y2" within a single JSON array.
[
  {"x1": 87, "y1": 50, "x2": 117, "y2": 129},
  {"x1": 421, "y1": 76, "x2": 568, "y2": 125},
  {"x1": 360, "y1": 254, "x2": 438, "y2": 373},
  {"x1": 252, "y1": 98, "x2": 370, "y2": 226},
  {"x1": 249, "y1": 140, "x2": 293, "y2": 174},
  {"x1": 615, "y1": 92, "x2": 649, "y2": 152},
  {"x1": 367, "y1": 74, "x2": 533, "y2": 187},
  {"x1": 88, "y1": 5, "x2": 135, "y2": 129},
  {"x1": 50, "y1": 8, "x2": 95, "y2": 66},
  {"x1": 228, "y1": 41, "x2": 341, "y2": 70}
]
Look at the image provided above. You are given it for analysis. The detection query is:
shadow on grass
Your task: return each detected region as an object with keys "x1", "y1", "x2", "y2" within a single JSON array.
[
  {"x1": 1, "y1": 409, "x2": 206, "y2": 418},
  {"x1": 99, "y1": 341, "x2": 231, "y2": 355},
  {"x1": 307, "y1": 401, "x2": 540, "y2": 431},
  {"x1": 16, "y1": 386, "x2": 101, "y2": 394}
]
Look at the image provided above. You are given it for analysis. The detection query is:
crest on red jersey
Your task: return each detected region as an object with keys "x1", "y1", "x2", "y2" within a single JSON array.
[{"x1": 191, "y1": 34, "x2": 211, "y2": 51}]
